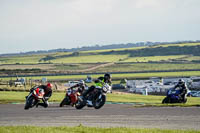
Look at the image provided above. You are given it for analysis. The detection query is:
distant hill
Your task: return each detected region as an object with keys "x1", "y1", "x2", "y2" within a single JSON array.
[
  {"x1": 0, "y1": 40, "x2": 200, "y2": 57},
  {"x1": 101, "y1": 44, "x2": 200, "y2": 57},
  {"x1": 38, "y1": 42, "x2": 200, "y2": 63}
]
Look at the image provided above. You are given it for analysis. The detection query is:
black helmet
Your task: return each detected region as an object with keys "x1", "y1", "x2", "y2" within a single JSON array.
[
  {"x1": 104, "y1": 73, "x2": 111, "y2": 83},
  {"x1": 104, "y1": 73, "x2": 111, "y2": 79}
]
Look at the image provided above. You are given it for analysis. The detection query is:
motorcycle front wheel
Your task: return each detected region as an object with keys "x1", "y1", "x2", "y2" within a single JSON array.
[
  {"x1": 75, "y1": 97, "x2": 86, "y2": 110},
  {"x1": 24, "y1": 96, "x2": 35, "y2": 110}
]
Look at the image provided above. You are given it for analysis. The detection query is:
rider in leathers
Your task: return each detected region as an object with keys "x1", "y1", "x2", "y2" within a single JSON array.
[
  {"x1": 29, "y1": 83, "x2": 53, "y2": 108},
  {"x1": 81, "y1": 73, "x2": 112, "y2": 100},
  {"x1": 68, "y1": 80, "x2": 86, "y2": 94},
  {"x1": 174, "y1": 79, "x2": 188, "y2": 101}
]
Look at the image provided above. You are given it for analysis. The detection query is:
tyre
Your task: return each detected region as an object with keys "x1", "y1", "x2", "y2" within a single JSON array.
[
  {"x1": 183, "y1": 98, "x2": 187, "y2": 103},
  {"x1": 59, "y1": 97, "x2": 70, "y2": 107},
  {"x1": 75, "y1": 97, "x2": 86, "y2": 110},
  {"x1": 24, "y1": 96, "x2": 34, "y2": 110},
  {"x1": 93, "y1": 94, "x2": 106, "y2": 109},
  {"x1": 162, "y1": 97, "x2": 170, "y2": 104}
]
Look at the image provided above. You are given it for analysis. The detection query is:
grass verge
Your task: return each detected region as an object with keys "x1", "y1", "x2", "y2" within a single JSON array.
[
  {"x1": 0, "y1": 91, "x2": 200, "y2": 107},
  {"x1": 0, "y1": 126, "x2": 199, "y2": 133}
]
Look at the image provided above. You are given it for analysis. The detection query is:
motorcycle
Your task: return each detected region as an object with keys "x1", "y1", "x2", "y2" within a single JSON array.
[
  {"x1": 162, "y1": 88, "x2": 187, "y2": 104},
  {"x1": 75, "y1": 83, "x2": 111, "y2": 110},
  {"x1": 60, "y1": 88, "x2": 81, "y2": 107},
  {"x1": 24, "y1": 87, "x2": 45, "y2": 110}
]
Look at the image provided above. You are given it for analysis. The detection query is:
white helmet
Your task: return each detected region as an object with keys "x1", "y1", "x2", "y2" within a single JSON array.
[
  {"x1": 178, "y1": 79, "x2": 185, "y2": 86},
  {"x1": 79, "y1": 80, "x2": 85, "y2": 84}
]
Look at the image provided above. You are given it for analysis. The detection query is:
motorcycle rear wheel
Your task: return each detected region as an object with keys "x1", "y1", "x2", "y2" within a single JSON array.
[
  {"x1": 183, "y1": 98, "x2": 187, "y2": 103},
  {"x1": 162, "y1": 97, "x2": 170, "y2": 104},
  {"x1": 75, "y1": 97, "x2": 86, "y2": 109},
  {"x1": 59, "y1": 97, "x2": 70, "y2": 107}
]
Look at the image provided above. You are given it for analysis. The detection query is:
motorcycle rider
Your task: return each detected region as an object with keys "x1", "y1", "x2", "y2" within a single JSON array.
[
  {"x1": 81, "y1": 73, "x2": 112, "y2": 101},
  {"x1": 30, "y1": 83, "x2": 53, "y2": 108},
  {"x1": 174, "y1": 79, "x2": 188, "y2": 101},
  {"x1": 68, "y1": 80, "x2": 87, "y2": 94}
]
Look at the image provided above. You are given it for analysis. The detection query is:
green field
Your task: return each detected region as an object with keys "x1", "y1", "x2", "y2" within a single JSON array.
[
  {"x1": 1, "y1": 62, "x2": 200, "y2": 75},
  {"x1": 1, "y1": 42, "x2": 200, "y2": 64},
  {"x1": 183, "y1": 56, "x2": 200, "y2": 61},
  {"x1": 153, "y1": 43, "x2": 200, "y2": 48},
  {"x1": 121, "y1": 55, "x2": 187, "y2": 62},
  {"x1": 51, "y1": 54, "x2": 129, "y2": 63},
  {"x1": 0, "y1": 126, "x2": 199, "y2": 133},
  {"x1": 54, "y1": 63, "x2": 97, "y2": 71},
  {"x1": 0, "y1": 42, "x2": 200, "y2": 81},
  {"x1": 2, "y1": 54, "x2": 197, "y2": 64},
  {"x1": 0, "y1": 91, "x2": 65, "y2": 104},
  {"x1": 96, "y1": 63, "x2": 200, "y2": 72},
  {"x1": 0, "y1": 55, "x2": 46, "y2": 64},
  {"x1": 1, "y1": 71, "x2": 200, "y2": 82}
]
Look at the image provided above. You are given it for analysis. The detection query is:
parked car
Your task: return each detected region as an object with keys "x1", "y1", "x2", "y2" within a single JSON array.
[
  {"x1": 64, "y1": 81, "x2": 79, "y2": 87},
  {"x1": 112, "y1": 84, "x2": 126, "y2": 90},
  {"x1": 190, "y1": 78, "x2": 200, "y2": 89},
  {"x1": 191, "y1": 91, "x2": 200, "y2": 97}
]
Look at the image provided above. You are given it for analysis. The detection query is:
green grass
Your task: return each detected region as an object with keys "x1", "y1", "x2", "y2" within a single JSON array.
[
  {"x1": 153, "y1": 43, "x2": 200, "y2": 48},
  {"x1": 184, "y1": 56, "x2": 200, "y2": 61},
  {"x1": 83, "y1": 42, "x2": 200, "y2": 54},
  {"x1": 0, "y1": 64, "x2": 55, "y2": 70},
  {"x1": 54, "y1": 63, "x2": 97, "y2": 71},
  {"x1": 107, "y1": 93, "x2": 200, "y2": 107},
  {"x1": 107, "y1": 93, "x2": 164, "y2": 104},
  {"x1": 96, "y1": 63, "x2": 200, "y2": 72},
  {"x1": 0, "y1": 63, "x2": 101, "y2": 72},
  {"x1": 0, "y1": 91, "x2": 65, "y2": 104},
  {"x1": 0, "y1": 126, "x2": 199, "y2": 133},
  {"x1": 81, "y1": 46, "x2": 146, "y2": 54},
  {"x1": 121, "y1": 55, "x2": 187, "y2": 62},
  {"x1": 2, "y1": 62, "x2": 200, "y2": 73},
  {"x1": 51, "y1": 54, "x2": 129, "y2": 63},
  {"x1": 1, "y1": 42, "x2": 200, "y2": 65},
  {"x1": 1, "y1": 91, "x2": 200, "y2": 107},
  {"x1": 1, "y1": 71, "x2": 200, "y2": 82},
  {"x1": 114, "y1": 71, "x2": 200, "y2": 78},
  {"x1": 0, "y1": 54, "x2": 46, "y2": 64},
  {"x1": 1, "y1": 62, "x2": 200, "y2": 76}
]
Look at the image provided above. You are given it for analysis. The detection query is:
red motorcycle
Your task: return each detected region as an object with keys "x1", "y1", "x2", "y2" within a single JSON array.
[
  {"x1": 60, "y1": 88, "x2": 81, "y2": 107},
  {"x1": 24, "y1": 87, "x2": 45, "y2": 110}
]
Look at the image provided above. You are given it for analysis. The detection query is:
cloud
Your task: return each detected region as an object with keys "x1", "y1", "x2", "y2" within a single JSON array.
[{"x1": 0, "y1": 0, "x2": 200, "y2": 53}]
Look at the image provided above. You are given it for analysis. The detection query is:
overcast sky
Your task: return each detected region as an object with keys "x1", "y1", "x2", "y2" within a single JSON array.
[{"x1": 0, "y1": 0, "x2": 200, "y2": 54}]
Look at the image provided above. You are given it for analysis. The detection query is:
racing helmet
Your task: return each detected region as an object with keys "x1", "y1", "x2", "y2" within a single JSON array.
[
  {"x1": 79, "y1": 80, "x2": 85, "y2": 85},
  {"x1": 178, "y1": 79, "x2": 184, "y2": 86},
  {"x1": 104, "y1": 73, "x2": 111, "y2": 83},
  {"x1": 47, "y1": 83, "x2": 53, "y2": 88}
]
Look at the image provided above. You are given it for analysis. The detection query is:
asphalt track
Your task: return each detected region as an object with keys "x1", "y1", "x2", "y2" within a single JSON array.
[{"x1": 0, "y1": 104, "x2": 200, "y2": 130}]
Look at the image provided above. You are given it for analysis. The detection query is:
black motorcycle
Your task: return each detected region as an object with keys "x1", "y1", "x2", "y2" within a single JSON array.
[{"x1": 75, "y1": 83, "x2": 111, "y2": 109}]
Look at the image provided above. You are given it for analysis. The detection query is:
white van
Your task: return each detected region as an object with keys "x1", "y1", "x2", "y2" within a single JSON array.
[{"x1": 64, "y1": 81, "x2": 79, "y2": 87}]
